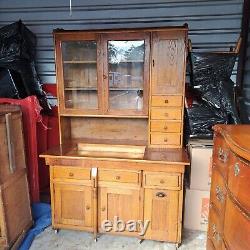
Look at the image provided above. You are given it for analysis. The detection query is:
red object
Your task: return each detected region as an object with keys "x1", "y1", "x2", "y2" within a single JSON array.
[{"x1": 0, "y1": 96, "x2": 42, "y2": 202}]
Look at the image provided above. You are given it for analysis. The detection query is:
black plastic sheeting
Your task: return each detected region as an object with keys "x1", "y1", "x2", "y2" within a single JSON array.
[
  {"x1": 185, "y1": 52, "x2": 240, "y2": 140},
  {"x1": 0, "y1": 20, "x2": 51, "y2": 112}
]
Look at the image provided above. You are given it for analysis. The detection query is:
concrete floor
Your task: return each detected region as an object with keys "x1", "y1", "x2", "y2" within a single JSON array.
[{"x1": 30, "y1": 227, "x2": 206, "y2": 250}]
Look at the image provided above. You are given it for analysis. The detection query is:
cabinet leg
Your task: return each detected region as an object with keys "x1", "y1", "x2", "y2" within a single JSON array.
[
  {"x1": 54, "y1": 229, "x2": 59, "y2": 234},
  {"x1": 175, "y1": 243, "x2": 181, "y2": 249},
  {"x1": 138, "y1": 239, "x2": 144, "y2": 244}
]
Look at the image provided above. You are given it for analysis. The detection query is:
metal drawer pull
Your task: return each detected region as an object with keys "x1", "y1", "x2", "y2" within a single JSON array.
[
  {"x1": 115, "y1": 176, "x2": 120, "y2": 180},
  {"x1": 164, "y1": 99, "x2": 169, "y2": 104},
  {"x1": 215, "y1": 186, "x2": 225, "y2": 203},
  {"x1": 218, "y1": 147, "x2": 228, "y2": 163},
  {"x1": 69, "y1": 172, "x2": 74, "y2": 177},
  {"x1": 156, "y1": 192, "x2": 166, "y2": 198},
  {"x1": 234, "y1": 163, "x2": 240, "y2": 176}
]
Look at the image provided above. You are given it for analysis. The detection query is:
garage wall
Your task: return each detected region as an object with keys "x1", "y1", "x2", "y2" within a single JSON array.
[{"x1": 0, "y1": 0, "x2": 244, "y2": 83}]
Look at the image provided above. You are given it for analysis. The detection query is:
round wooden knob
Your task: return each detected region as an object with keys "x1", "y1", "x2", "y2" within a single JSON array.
[
  {"x1": 86, "y1": 205, "x2": 90, "y2": 210},
  {"x1": 165, "y1": 113, "x2": 168, "y2": 117},
  {"x1": 164, "y1": 138, "x2": 168, "y2": 142},
  {"x1": 164, "y1": 125, "x2": 168, "y2": 130},
  {"x1": 102, "y1": 207, "x2": 106, "y2": 212},
  {"x1": 164, "y1": 99, "x2": 169, "y2": 104},
  {"x1": 115, "y1": 176, "x2": 120, "y2": 180},
  {"x1": 160, "y1": 179, "x2": 165, "y2": 184},
  {"x1": 103, "y1": 74, "x2": 107, "y2": 79},
  {"x1": 69, "y1": 172, "x2": 74, "y2": 177}
]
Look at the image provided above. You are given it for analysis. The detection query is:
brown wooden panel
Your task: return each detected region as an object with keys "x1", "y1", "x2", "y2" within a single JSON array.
[
  {"x1": 53, "y1": 166, "x2": 91, "y2": 180},
  {"x1": 144, "y1": 188, "x2": 179, "y2": 242},
  {"x1": 206, "y1": 238, "x2": 216, "y2": 250},
  {"x1": 144, "y1": 171, "x2": 181, "y2": 190},
  {"x1": 98, "y1": 169, "x2": 140, "y2": 184},
  {"x1": 151, "y1": 108, "x2": 182, "y2": 120},
  {"x1": 150, "y1": 133, "x2": 181, "y2": 146},
  {"x1": 151, "y1": 30, "x2": 186, "y2": 95},
  {"x1": 53, "y1": 182, "x2": 93, "y2": 228},
  {"x1": 150, "y1": 121, "x2": 182, "y2": 133},
  {"x1": 210, "y1": 168, "x2": 227, "y2": 215},
  {"x1": 151, "y1": 96, "x2": 182, "y2": 107},
  {"x1": 228, "y1": 156, "x2": 250, "y2": 212},
  {"x1": 224, "y1": 197, "x2": 250, "y2": 250}
]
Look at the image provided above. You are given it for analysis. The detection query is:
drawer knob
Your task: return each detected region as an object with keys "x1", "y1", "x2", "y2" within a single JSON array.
[
  {"x1": 215, "y1": 185, "x2": 225, "y2": 203},
  {"x1": 234, "y1": 163, "x2": 240, "y2": 176},
  {"x1": 101, "y1": 207, "x2": 106, "y2": 212},
  {"x1": 165, "y1": 113, "x2": 168, "y2": 117},
  {"x1": 115, "y1": 176, "x2": 120, "y2": 180},
  {"x1": 69, "y1": 172, "x2": 74, "y2": 177},
  {"x1": 164, "y1": 99, "x2": 169, "y2": 104},
  {"x1": 86, "y1": 205, "x2": 90, "y2": 210},
  {"x1": 164, "y1": 138, "x2": 168, "y2": 142},
  {"x1": 160, "y1": 179, "x2": 165, "y2": 184},
  {"x1": 156, "y1": 192, "x2": 166, "y2": 198},
  {"x1": 164, "y1": 125, "x2": 168, "y2": 130}
]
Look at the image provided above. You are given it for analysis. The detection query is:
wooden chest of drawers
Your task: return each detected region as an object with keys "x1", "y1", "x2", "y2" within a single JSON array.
[{"x1": 207, "y1": 125, "x2": 250, "y2": 250}]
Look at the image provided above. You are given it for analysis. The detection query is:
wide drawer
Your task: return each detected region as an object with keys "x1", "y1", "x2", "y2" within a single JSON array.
[
  {"x1": 53, "y1": 166, "x2": 91, "y2": 180},
  {"x1": 224, "y1": 197, "x2": 250, "y2": 250},
  {"x1": 98, "y1": 169, "x2": 140, "y2": 184},
  {"x1": 150, "y1": 133, "x2": 181, "y2": 146},
  {"x1": 213, "y1": 134, "x2": 231, "y2": 180},
  {"x1": 151, "y1": 95, "x2": 182, "y2": 107},
  {"x1": 144, "y1": 171, "x2": 181, "y2": 189},
  {"x1": 150, "y1": 121, "x2": 182, "y2": 133},
  {"x1": 228, "y1": 155, "x2": 250, "y2": 212},
  {"x1": 151, "y1": 108, "x2": 182, "y2": 120},
  {"x1": 210, "y1": 168, "x2": 227, "y2": 215},
  {"x1": 208, "y1": 205, "x2": 223, "y2": 250}
]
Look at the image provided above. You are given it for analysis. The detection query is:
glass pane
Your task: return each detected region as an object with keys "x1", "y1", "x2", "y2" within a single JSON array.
[
  {"x1": 62, "y1": 41, "x2": 98, "y2": 109},
  {"x1": 108, "y1": 40, "x2": 144, "y2": 110}
]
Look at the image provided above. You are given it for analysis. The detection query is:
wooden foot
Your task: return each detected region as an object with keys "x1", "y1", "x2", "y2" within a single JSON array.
[
  {"x1": 54, "y1": 229, "x2": 59, "y2": 234},
  {"x1": 138, "y1": 239, "x2": 144, "y2": 244}
]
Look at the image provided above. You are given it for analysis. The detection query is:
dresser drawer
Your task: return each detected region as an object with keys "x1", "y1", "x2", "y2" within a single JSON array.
[
  {"x1": 98, "y1": 169, "x2": 140, "y2": 184},
  {"x1": 224, "y1": 197, "x2": 250, "y2": 250},
  {"x1": 151, "y1": 108, "x2": 182, "y2": 120},
  {"x1": 150, "y1": 133, "x2": 181, "y2": 146},
  {"x1": 208, "y1": 205, "x2": 223, "y2": 250},
  {"x1": 210, "y1": 168, "x2": 227, "y2": 215},
  {"x1": 151, "y1": 95, "x2": 182, "y2": 107},
  {"x1": 53, "y1": 166, "x2": 91, "y2": 180},
  {"x1": 144, "y1": 171, "x2": 181, "y2": 189},
  {"x1": 213, "y1": 134, "x2": 230, "y2": 180},
  {"x1": 150, "y1": 121, "x2": 182, "y2": 133},
  {"x1": 228, "y1": 155, "x2": 250, "y2": 212}
]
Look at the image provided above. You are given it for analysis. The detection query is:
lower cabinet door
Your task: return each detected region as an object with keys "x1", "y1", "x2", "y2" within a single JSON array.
[
  {"x1": 98, "y1": 187, "x2": 142, "y2": 236},
  {"x1": 53, "y1": 182, "x2": 93, "y2": 229},
  {"x1": 144, "y1": 188, "x2": 179, "y2": 242}
]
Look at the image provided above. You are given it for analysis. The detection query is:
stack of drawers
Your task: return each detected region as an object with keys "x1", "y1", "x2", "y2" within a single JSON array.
[
  {"x1": 149, "y1": 95, "x2": 183, "y2": 148},
  {"x1": 207, "y1": 125, "x2": 250, "y2": 250}
]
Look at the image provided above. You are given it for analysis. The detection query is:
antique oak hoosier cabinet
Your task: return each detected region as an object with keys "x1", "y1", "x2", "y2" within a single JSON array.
[{"x1": 41, "y1": 25, "x2": 190, "y2": 246}]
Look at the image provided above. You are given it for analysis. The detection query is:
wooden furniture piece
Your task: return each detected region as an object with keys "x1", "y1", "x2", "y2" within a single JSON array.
[
  {"x1": 41, "y1": 26, "x2": 189, "y2": 246},
  {"x1": 0, "y1": 105, "x2": 32, "y2": 249},
  {"x1": 207, "y1": 125, "x2": 250, "y2": 250}
]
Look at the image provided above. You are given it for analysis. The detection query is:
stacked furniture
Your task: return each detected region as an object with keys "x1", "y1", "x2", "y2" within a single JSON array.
[
  {"x1": 207, "y1": 125, "x2": 250, "y2": 250},
  {"x1": 41, "y1": 26, "x2": 189, "y2": 246},
  {"x1": 0, "y1": 104, "x2": 32, "y2": 249}
]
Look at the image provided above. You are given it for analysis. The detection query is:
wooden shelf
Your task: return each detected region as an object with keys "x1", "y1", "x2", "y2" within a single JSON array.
[
  {"x1": 65, "y1": 87, "x2": 143, "y2": 91},
  {"x1": 64, "y1": 60, "x2": 97, "y2": 64},
  {"x1": 109, "y1": 60, "x2": 144, "y2": 63}
]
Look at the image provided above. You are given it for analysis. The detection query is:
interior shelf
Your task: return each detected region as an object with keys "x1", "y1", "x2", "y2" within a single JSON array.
[
  {"x1": 64, "y1": 60, "x2": 97, "y2": 64},
  {"x1": 65, "y1": 87, "x2": 143, "y2": 91}
]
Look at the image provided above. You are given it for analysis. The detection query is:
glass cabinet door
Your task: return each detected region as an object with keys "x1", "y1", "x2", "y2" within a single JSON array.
[
  {"x1": 61, "y1": 40, "x2": 99, "y2": 111},
  {"x1": 105, "y1": 34, "x2": 149, "y2": 116}
]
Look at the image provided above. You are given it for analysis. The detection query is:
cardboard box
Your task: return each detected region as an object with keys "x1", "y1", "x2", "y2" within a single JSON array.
[
  {"x1": 184, "y1": 188, "x2": 210, "y2": 231},
  {"x1": 188, "y1": 140, "x2": 213, "y2": 191}
]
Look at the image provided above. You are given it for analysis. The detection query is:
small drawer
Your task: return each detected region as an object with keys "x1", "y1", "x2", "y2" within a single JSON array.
[
  {"x1": 53, "y1": 166, "x2": 91, "y2": 180},
  {"x1": 98, "y1": 169, "x2": 139, "y2": 184},
  {"x1": 210, "y1": 168, "x2": 227, "y2": 215},
  {"x1": 150, "y1": 121, "x2": 182, "y2": 133},
  {"x1": 228, "y1": 155, "x2": 250, "y2": 212},
  {"x1": 144, "y1": 171, "x2": 181, "y2": 189},
  {"x1": 151, "y1": 107, "x2": 182, "y2": 120},
  {"x1": 208, "y1": 206, "x2": 223, "y2": 250},
  {"x1": 150, "y1": 133, "x2": 181, "y2": 146},
  {"x1": 151, "y1": 95, "x2": 183, "y2": 107}
]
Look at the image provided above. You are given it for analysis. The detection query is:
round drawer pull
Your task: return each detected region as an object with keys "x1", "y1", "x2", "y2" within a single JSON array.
[
  {"x1": 164, "y1": 125, "x2": 168, "y2": 130},
  {"x1": 86, "y1": 205, "x2": 90, "y2": 210},
  {"x1": 115, "y1": 176, "x2": 120, "y2": 180},
  {"x1": 156, "y1": 192, "x2": 166, "y2": 198},
  {"x1": 164, "y1": 138, "x2": 168, "y2": 142},
  {"x1": 69, "y1": 172, "x2": 74, "y2": 177},
  {"x1": 101, "y1": 207, "x2": 106, "y2": 212},
  {"x1": 160, "y1": 179, "x2": 165, "y2": 184},
  {"x1": 165, "y1": 113, "x2": 168, "y2": 117},
  {"x1": 164, "y1": 99, "x2": 169, "y2": 104}
]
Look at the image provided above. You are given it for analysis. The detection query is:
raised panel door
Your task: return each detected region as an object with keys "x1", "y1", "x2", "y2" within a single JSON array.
[
  {"x1": 144, "y1": 188, "x2": 179, "y2": 242},
  {"x1": 53, "y1": 182, "x2": 93, "y2": 228},
  {"x1": 151, "y1": 30, "x2": 186, "y2": 95}
]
